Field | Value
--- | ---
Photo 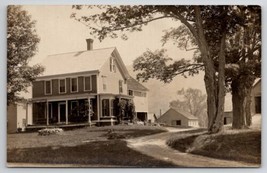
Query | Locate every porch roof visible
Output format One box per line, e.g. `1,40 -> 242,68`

31,93 -> 97,102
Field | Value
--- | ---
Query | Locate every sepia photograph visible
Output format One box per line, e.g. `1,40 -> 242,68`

6,5 -> 261,168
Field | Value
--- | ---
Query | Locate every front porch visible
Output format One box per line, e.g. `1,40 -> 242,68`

29,93 -> 134,128
32,97 -> 97,126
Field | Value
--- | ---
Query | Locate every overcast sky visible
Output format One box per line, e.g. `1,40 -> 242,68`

23,5 -> 194,66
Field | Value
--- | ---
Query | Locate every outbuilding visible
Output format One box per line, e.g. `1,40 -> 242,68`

156,108 -> 199,127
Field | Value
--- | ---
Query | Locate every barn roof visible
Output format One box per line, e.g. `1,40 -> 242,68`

39,47 -> 130,79
171,108 -> 198,120
159,108 -> 198,120
127,76 -> 149,91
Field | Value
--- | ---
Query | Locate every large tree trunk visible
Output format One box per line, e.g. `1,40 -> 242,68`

245,87 -> 252,126
232,78 -> 254,129
194,7 -> 226,133
231,79 -> 246,129
209,33 -> 226,133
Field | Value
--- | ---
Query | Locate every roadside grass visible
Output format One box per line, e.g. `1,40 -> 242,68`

8,125 -> 166,149
167,128 -> 261,164
7,125 -> 174,167
7,140 -> 176,167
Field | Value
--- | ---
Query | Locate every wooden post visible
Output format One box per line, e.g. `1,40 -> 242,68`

66,100 -> 68,125
58,104 -> 60,123
46,101 -> 49,126
88,97 -> 91,126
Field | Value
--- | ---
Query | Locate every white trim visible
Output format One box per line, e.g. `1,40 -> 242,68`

84,76 -> 92,91
44,80 -> 52,95
36,70 -> 99,81
70,77 -> 78,93
58,78 -> 67,94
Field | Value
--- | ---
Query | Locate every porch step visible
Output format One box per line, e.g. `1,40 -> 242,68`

97,116 -> 117,126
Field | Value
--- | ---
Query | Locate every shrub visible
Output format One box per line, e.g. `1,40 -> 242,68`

38,128 -> 63,136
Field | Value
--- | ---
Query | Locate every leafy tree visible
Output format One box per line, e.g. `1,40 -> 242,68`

225,6 -> 261,129
170,88 -> 207,127
7,6 -> 44,105
71,5 -> 242,133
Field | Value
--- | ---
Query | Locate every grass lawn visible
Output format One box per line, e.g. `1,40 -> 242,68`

7,125 -> 175,167
167,128 -> 261,164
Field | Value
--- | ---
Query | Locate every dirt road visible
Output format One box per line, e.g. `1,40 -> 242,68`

126,127 -> 260,167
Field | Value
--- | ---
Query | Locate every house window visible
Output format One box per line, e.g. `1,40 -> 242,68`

102,99 -> 109,117
119,80 -> 123,93
102,76 -> 107,91
110,57 -> 116,72
44,80 -> 52,95
176,120 -> 181,125
84,76 -> 92,91
59,79 -> 66,94
110,99 -> 115,116
133,91 -> 146,97
70,78 -> 78,93
128,90 -> 133,96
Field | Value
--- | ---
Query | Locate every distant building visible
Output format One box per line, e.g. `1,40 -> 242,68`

251,78 -> 261,115
156,108 -> 199,127
7,89 -> 33,133
223,78 -> 261,125
223,111 -> 233,125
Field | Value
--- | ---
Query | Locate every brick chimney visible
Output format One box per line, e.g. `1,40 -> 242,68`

86,39 -> 94,50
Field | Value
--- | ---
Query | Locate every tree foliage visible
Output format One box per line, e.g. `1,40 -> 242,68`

170,88 -> 207,127
7,5 -> 44,105
72,5 -> 260,133
225,6 -> 261,128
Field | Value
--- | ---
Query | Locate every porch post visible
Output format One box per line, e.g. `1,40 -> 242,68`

58,104 -> 60,123
98,95 -> 101,120
88,97 -> 91,126
46,100 -> 49,126
66,100 -> 68,125
109,99 -> 112,117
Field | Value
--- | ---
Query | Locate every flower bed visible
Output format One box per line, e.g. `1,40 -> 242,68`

38,128 -> 63,136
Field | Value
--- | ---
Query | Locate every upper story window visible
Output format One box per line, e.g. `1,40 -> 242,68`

84,76 -> 92,91
102,76 -> 107,91
128,90 -> 133,96
134,91 -> 146,97
119,80 -> 123,93
70,78 -> 78,93
110,57 -> 116,72
44,80 -> 52,95
59,79 -> 66,94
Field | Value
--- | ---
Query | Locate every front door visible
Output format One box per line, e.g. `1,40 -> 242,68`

58,103 -> 66,123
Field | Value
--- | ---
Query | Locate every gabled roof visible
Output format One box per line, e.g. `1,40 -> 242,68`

171,108 -> 198,120
127,76 -> 149,91
39,47 -> 130,79
159,108 -> 198,120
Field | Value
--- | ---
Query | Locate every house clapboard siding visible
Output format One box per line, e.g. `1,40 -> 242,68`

32,75 -> 97,98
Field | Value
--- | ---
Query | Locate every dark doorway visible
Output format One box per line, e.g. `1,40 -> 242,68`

255,96 -> 261,114
137,112 -> 147,121
224,117 -> 227,125
59,103 -> 66,122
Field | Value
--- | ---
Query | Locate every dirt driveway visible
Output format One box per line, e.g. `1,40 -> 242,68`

126,127 -> 260,167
